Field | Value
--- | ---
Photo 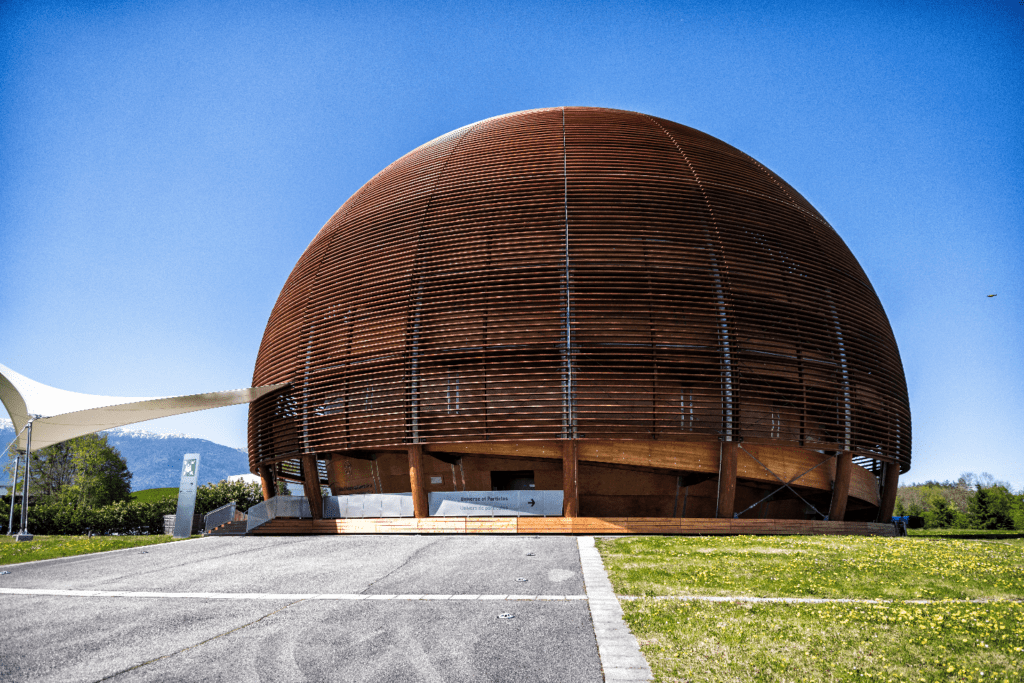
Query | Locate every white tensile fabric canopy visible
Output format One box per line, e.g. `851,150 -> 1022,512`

0,362 -> 287,453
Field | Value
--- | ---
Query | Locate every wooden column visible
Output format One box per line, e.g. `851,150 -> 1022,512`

828,451 -> 853,521
875,461 -> 900,522
408,444 -> 429,519
717,441 -> 738,519
562,439 -> 579,518
301,455 -> 324,519
258,464 -> 275,501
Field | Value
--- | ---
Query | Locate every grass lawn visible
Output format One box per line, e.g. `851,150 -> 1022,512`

0,534 -> 189,565
131,487 -> 178,503
598,535 -> 1024,600
598,533 -> 1024,682
624,598 -> 1023,682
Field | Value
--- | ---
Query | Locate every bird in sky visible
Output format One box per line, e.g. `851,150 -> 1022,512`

987,294 -> 997,298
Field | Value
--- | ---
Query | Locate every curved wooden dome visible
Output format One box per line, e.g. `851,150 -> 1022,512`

249,107 -> 910,525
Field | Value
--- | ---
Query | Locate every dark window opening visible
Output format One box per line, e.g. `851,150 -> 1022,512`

490,470 -> 535,491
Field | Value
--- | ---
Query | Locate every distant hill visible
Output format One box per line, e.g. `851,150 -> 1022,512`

1,419 -> 250,491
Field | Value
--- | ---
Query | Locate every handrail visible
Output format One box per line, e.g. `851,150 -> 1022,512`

204,502 -> 237,534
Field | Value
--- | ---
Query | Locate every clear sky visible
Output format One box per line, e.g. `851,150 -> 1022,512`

1,0 -> 1021,489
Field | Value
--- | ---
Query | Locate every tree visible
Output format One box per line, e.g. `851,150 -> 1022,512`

1012,493 -> 1024,531
29,440 -> 79,498
58,434 -> 132,509
3,442 -> 22,499
923,494 -> 957,528
968,485 -> 1016,530
897,479 -> 972,516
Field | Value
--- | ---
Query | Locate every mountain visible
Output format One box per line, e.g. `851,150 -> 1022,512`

0,419 -> 251,491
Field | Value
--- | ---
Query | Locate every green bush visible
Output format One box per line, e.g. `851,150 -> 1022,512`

194,480 -> 263,516
0,479 -> 262,536
0,497 -> 177,536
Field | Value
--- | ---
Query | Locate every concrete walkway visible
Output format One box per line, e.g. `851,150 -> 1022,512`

0,536 -> 650,682
578,538 -> 653,682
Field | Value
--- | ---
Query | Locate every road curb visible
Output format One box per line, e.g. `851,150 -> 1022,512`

577,536 -> 653,682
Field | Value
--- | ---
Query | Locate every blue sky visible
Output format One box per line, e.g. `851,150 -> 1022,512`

1,0 -> 1021,489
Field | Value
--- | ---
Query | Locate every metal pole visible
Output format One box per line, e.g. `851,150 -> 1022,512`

16,420 -> 32,540
7,451 -> 21,535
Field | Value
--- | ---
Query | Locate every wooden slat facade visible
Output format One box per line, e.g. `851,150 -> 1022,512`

248,108 -> 911,531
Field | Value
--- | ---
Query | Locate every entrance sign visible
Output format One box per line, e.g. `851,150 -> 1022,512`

173,453 -> 201,538
429,490 -> 563,517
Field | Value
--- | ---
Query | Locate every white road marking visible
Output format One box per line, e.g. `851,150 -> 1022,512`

577,536 -> 653,683
5,587 -> 986,606
618,595 -> 1022,604
0,588 -> 587,601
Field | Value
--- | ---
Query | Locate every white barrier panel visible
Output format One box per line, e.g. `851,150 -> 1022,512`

245,495 -> 311,532
323,494 -> 414,519
429,490 -> 563,517
246,500 -> 271,532
272,495 -> 312,519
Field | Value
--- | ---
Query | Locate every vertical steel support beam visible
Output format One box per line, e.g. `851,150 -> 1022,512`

7,452 -> 21,535
828,451 -> 853,522
562,439 -> 579,518
560,108 -> 577,441
17,421 -> 33,539
717,441 -> 737,519
876,461 -> 900,522
408,444 -> 428,519
301,455 -> 323,520
258,464 -> 276,501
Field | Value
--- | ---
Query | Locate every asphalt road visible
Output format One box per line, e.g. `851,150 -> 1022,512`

0,536 -> 603,682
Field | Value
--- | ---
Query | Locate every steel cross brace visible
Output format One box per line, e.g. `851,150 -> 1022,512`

734,443 -> 831,520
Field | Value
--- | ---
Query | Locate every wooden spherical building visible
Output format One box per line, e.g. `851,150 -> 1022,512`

248,107 -> 910,534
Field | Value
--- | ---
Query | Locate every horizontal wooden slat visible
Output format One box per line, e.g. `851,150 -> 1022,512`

250,517 -> 895,537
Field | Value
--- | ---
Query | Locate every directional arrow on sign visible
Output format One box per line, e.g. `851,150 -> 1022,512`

528,498 -> 536,507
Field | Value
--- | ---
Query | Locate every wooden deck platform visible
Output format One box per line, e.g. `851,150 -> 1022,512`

248,517 -> 895,536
